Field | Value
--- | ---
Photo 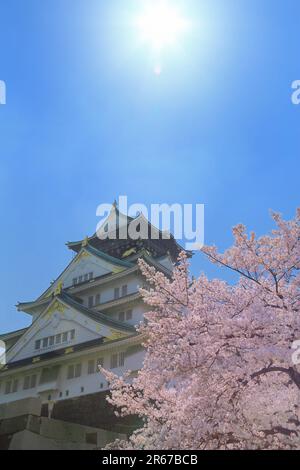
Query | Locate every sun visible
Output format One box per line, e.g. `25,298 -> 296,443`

137,2 -> 187,50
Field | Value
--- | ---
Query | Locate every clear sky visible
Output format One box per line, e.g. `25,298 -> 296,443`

0,0 -> 299,333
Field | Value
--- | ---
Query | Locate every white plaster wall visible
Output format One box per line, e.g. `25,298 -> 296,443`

30,305 -> 50,323
2,257 -> 150,406
61,254 -> 114,289
0,346 -> 145,405
109,303 -> 147,327
7,306 -> 112,363
52,346 -> 145,401
13,322 -> 101,362
80,274 -> 141,307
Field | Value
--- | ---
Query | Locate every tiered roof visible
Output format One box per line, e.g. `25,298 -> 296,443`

1,204 -> 190,371
67,207 -> 189,262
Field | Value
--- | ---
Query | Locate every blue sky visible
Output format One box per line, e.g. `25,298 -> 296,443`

0,0 -> 299,333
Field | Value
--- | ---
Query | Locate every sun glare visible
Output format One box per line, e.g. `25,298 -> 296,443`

137,2 -> 187,50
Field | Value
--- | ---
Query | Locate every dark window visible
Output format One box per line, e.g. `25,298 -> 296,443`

75,364 -> 82,378
35,340 -> 41,350
121,285 -> 128,297
67,365 -> 74,379
62,332 -> 68,343
24,375 -> 36,390
114,287 -> 120,300
5,381 -> 11,394
78,275 -> 83,283
23,376 -> 30,390
88,272 -> 93,280
70,329 -> 75,340
49,336 -> 55,346
42,337 -> 48,348
39,366 -> 60,384
88,296 -> 94,308
30,375 -> 37,388
95,293 -> 101,305
110,354 -> 118,369
97,357 -> 104,369
67,363 -> 81,379
126,310 -> 133,320
118,311 -> 125,321
73,278 -> 77,286
55,334 -> 61,344
12,379 -> 18,393
84,274 -> 88,282
119,352 -> 125,367
88,360 -> 95,375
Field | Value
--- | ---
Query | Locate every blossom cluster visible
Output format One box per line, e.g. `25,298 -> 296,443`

101,209 -> 300,449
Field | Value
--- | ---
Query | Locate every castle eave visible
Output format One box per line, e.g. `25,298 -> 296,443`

0,334 -> 142,374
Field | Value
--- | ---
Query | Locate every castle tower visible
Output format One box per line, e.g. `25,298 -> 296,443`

0,205 -> 186,433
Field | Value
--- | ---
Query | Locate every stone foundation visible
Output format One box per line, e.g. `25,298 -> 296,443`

50,391 -> 141,434
0,396 -> 126,450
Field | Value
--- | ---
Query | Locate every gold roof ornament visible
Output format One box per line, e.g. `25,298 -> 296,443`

82,236 -> 89,247
104,329 -> 127,342
64,347 -> 74,355
54,281 -> 63,296
46,299 -> 66,318
122,247 -> 137,258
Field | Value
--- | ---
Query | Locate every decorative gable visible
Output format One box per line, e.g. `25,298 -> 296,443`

6,296 -> 131,364
41,247 -> 131,299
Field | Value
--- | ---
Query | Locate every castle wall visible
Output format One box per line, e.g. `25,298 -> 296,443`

0,396 -> 126,450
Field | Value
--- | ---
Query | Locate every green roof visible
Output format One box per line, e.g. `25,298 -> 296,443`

85,245 -> 133,268
58,292 -> 136,333
0,327 -> 29,341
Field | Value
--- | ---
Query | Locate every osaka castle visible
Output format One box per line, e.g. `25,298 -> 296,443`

0,205 -> 186,442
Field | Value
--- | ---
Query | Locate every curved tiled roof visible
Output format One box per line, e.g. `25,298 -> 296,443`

58,292 -> 136,333
0,327 -> 29,341
85,245 -> 133,268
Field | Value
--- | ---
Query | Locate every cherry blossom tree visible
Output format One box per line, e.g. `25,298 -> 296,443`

101,209 -> 300,449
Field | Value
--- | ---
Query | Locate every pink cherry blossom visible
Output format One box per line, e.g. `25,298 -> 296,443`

101,209 -> 300,449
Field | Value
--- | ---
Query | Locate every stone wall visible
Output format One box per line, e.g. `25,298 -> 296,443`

0,397 -> 126,450
50,391 -> 141,434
